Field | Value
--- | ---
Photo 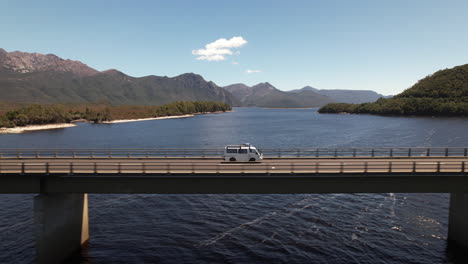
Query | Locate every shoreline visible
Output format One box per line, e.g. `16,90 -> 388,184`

102,114 -> 195,124
0,111 -> 231,133
0,123 -> 77,134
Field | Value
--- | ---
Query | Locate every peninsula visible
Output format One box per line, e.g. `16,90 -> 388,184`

318,64 -> 468,116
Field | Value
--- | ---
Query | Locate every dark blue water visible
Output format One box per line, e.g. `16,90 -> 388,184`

1,108 -> 468,263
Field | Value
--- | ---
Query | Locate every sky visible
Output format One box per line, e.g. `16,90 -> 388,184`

2,0 -> 468,95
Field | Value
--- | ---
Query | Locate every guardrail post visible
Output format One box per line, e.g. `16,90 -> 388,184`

297,149 -> 300,157
334,149 -> 338,157
290,162 -> 294,174
371,149 -> 375,157
445,148 -> 449,157
464,148 -> 467,157
436,161 -> 441,173
316,149 -> 319,158
364,161 -> 368,173
94,163 -> 97,174
352,149 -> 356,157
46,163 -> 50,174
389,149 -> 393,157
426,148 -> 430,157
388,162 -> 392,173
21,163 -> 25,174
408,148 -> 412,157
413,162 -> 416,173
462,161 -> 466,173
315,162 -> 319,174
70,163 -> 73,174
118,163 -> 121,174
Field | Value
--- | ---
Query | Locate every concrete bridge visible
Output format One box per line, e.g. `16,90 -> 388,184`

1,147 -> 468,263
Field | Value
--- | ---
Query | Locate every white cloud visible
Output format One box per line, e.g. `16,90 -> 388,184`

192,36 -> 247,61
232,61 -> 239,65
246,69 -> 262,74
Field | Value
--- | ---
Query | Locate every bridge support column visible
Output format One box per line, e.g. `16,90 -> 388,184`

448,193 -> 468,251
34,193 -> 89,264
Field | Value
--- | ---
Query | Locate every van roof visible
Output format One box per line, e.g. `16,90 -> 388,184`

226,144 -> 256,148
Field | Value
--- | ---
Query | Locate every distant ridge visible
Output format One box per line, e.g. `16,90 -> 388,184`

290,86 -> 386,104
223,82 -> 334,108
0,48 -> 239,106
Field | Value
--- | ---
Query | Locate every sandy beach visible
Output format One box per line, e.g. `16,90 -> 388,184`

0,123 -> 77,134
0,111 -> 230,133
102,114 -> 195,123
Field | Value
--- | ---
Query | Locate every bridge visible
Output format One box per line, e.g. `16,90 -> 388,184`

1,147 -> 468,263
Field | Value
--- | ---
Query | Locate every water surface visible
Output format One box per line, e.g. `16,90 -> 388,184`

1,108 -> 468,263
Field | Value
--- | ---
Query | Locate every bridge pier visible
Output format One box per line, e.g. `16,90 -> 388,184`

34,193 -> 89,264
448,193 -> 468,251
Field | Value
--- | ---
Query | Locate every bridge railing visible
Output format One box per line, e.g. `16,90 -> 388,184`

0,147 -> 467,159
0,160 -> 466,175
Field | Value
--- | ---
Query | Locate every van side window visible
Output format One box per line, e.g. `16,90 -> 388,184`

250,149 -> 256,153
239,149 -> 248,154
226,149 -> 238,153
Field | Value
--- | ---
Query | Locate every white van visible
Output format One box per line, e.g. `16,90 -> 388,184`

224,144 -> 263,162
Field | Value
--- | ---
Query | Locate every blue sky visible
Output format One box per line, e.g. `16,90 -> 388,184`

2,0 -> 468,95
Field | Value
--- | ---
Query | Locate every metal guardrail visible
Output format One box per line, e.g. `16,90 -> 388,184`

0,160 -> 466,175
0,147 -> 467,159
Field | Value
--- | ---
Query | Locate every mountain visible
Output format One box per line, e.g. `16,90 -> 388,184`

0,48 -> 98,76
0,48 -> 239,106
319,64 -> 468,116
290,86 -> 386,103
223,82 -> 334,108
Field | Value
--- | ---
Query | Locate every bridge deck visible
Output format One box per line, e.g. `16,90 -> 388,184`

1,156 -> 467,194
0,157 -> 466,175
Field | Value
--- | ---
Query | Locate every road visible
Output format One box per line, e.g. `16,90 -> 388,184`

0,157 -> 467,174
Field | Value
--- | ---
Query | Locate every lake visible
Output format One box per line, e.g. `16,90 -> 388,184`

1,107 -> 468,263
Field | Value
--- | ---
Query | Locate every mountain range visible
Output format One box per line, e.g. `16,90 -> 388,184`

0,48 -> 387,107
223,83 -> 334,108
289,86 -> 388,104
0,48 -> 239,106
223,84 -> 387,107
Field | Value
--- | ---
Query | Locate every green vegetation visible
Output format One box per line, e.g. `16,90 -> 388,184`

0,101 -> 231,128
319,64 -> 468,116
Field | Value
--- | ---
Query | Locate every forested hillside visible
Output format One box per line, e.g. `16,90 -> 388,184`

319,64 -> 468,116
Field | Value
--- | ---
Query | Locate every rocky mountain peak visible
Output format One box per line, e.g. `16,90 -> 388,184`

0,48 -> 98,77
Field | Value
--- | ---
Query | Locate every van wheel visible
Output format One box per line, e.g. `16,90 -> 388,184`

229,157 -> 236,162
249,158 -> 256,162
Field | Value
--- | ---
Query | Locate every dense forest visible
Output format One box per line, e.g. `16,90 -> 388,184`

319,64 -> 468,116
0,101 -> 231,128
